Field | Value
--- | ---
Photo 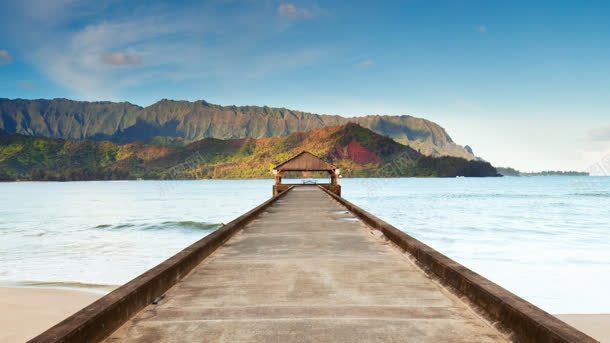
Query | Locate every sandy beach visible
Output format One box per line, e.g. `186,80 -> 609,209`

1,287 -> 609,342
0,287 -> 101,343
556,314 -> 610,343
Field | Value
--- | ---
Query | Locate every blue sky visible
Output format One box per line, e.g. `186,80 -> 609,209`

1,0 -> 610,172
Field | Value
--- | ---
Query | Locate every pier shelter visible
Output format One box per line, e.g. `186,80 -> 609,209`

272,151 -> 341,196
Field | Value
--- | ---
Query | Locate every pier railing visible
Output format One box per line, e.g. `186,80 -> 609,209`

318,185 -> 596,343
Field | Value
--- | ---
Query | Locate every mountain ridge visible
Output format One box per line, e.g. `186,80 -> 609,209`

0,123 -> 497,181
0,98 -> 475,160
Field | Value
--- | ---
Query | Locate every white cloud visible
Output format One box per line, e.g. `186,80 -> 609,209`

27,13 -> 208,99
278,3 -> 322,19
278,3 -> 298,17
589,126 -> 610,141
355,59 -> 374,69
0,49 -> 11,63
102,52 -> 142,65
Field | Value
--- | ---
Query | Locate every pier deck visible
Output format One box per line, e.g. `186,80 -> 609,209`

104,187 -> 505,342
32,185 -> 596,343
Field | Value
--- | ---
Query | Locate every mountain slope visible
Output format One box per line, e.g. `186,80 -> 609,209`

0,98 -> 474,159
0,98 -> 142,139
0,124 -> 497,181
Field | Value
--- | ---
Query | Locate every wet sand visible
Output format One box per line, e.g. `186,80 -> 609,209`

0,287 -> 101,343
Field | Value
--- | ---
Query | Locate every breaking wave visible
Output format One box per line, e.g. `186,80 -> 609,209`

13,280 -> 119,293
570,192 -> 610,198
94,221 -> 220,232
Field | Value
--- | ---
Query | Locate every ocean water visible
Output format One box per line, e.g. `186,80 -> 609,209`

1,177 -> 609,314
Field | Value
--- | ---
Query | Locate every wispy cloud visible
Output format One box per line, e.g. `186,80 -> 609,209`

355,59 -> 375,69
278,3 -> 323,19
248,48 -> 328,78
477,25 -> 487,33
102,52 -> 142,65
0,49 -> 11,64
6,1 -> 330,100
278,3 -> 298,17
19,0 -> 80,20
17,80 -> 35,90
578,125 -> 610,175
589,126 -> 610,141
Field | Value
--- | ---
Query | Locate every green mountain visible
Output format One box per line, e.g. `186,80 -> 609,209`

0,98 -> 475,159
0,123 -> 497,181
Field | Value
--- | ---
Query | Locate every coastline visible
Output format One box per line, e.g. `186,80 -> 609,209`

1,287 -> 608,343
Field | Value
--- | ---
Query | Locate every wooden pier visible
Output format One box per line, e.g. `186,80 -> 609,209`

108,186 -> 508,342
29,154 -> 596,343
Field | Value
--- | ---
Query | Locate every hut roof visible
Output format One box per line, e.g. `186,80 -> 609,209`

273,151 -> 336,172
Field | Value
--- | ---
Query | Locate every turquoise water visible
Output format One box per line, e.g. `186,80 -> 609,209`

1,177 -> 609,313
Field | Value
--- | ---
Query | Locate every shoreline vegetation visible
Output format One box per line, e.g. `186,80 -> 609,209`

497,167 -> 589,177
0,123 -> 500,181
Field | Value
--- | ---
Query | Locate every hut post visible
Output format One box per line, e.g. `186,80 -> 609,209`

272,169 -> 282,196
330,171 -> 337,186
330,169 -> 341,196
331,169 -> 341,185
